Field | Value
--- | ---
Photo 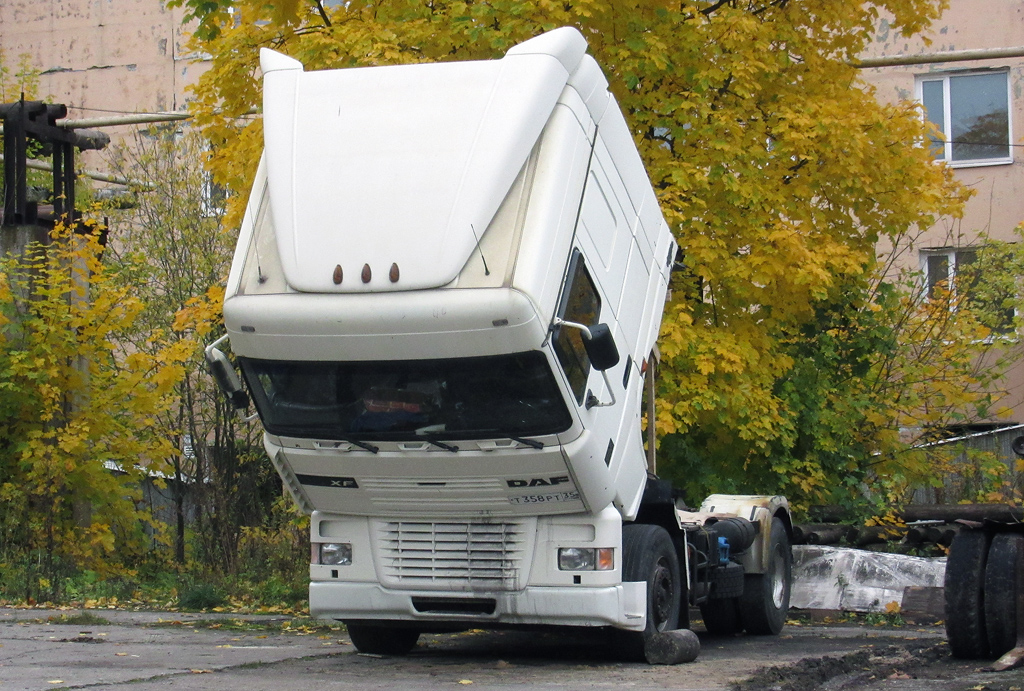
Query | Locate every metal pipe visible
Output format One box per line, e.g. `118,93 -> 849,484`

0,153 -> 150,188
57,112 -> 192,129
1,108 -> 257,135
855,46 -> 1024,68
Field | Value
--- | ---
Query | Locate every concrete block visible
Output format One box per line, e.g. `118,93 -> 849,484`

790,545 -> 946,613
645,629 -> 700,664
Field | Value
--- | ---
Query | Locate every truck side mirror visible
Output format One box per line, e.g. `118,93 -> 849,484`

205,342 -> 250,410
583,323 -> 620,371
552,318 -> 621,372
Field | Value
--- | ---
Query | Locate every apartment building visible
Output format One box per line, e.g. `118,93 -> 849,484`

857,1 -> 1024,491
862,2 -> 1024,283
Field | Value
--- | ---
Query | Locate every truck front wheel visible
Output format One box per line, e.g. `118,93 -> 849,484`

615,523 -> 682,661
345,623 -> 420,655
739,517 -> 791,635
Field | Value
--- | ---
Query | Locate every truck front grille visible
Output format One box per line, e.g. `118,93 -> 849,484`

375,520 -> 530,591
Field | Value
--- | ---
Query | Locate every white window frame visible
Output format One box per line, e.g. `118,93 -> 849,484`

916,69 -> 1013,169
201,171 -> 227,218
920,245 -> 1018,336
920,247 -> 974,300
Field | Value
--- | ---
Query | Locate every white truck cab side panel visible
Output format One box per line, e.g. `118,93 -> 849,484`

509,103 -> 593,323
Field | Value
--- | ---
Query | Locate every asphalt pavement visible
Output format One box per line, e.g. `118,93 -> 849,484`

0,607 -> 1020,691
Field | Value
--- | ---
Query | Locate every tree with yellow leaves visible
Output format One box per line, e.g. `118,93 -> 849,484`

102,128 -> 276,573
0,223 -> 190,599
174,0 -> 991,512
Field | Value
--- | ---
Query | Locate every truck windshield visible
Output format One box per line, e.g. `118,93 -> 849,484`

239,351 -> 573,441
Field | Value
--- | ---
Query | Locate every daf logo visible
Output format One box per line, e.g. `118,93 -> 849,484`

507,476 -> 570,488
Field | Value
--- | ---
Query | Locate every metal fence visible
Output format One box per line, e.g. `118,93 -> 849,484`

910,424 -> 1024,504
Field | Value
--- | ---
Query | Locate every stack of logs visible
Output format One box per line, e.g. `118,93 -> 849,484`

794,504 -> 1024,550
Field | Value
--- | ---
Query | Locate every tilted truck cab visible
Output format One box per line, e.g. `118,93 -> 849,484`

212,27 -> 792,663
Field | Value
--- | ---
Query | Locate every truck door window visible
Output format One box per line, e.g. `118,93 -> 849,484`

554,251 -> 601,404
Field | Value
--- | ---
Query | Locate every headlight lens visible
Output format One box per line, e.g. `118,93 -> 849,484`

319,542 -> 352,566
558,547 -> 613,571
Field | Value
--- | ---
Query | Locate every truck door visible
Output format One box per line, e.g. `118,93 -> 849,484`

575,141 -> 634,321
552,249 -> 635,513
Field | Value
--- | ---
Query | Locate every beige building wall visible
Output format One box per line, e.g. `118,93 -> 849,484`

0,0 -> 205,171
859,0 -> 1024,423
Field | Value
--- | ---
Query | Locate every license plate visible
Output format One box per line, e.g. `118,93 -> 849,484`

509,491 -> 580,505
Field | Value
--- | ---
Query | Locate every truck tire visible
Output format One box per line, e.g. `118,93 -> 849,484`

984,533 -> 1023,658
345,623 -> 420,655
700,598 -> 742,635
739,517 -> 791,635
945,529 -> 991,659
615,523 -> 682,662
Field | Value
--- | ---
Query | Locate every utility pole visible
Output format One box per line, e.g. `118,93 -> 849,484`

0,99 -> 109,255
0,100 -> 112,530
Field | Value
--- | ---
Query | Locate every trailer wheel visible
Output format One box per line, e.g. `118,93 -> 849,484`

945,530 -> 991,659
345,623 -> 420,655
985,533 -> 1023,658
739,517 -> 791,635
700,598 -> 742,635
615,523 -> 682,661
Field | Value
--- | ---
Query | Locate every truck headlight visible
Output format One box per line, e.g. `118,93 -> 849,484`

319,543 -> 352,566
558,547 -> 613,571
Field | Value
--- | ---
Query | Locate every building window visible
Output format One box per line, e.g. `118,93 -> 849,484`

201,173 -> 227,217
918,70 -> 1011,167
922,246 -> 1016,333
923,247 -> 974,299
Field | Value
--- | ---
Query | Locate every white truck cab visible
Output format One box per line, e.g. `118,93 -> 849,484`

211,27 -> 792,663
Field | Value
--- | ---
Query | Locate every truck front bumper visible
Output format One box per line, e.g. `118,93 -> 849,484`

309,581 -> 647,631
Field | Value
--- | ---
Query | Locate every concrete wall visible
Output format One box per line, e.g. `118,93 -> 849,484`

0,0 -> 202,113
0,0 -> 207,175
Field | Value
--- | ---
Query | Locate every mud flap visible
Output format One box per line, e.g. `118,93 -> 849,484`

621,579 -> 647,631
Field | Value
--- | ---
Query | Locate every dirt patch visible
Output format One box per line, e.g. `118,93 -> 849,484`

734,641 -> 956,691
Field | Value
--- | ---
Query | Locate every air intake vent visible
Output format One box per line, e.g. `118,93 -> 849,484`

411,597 -> 496,615
375,520 -> 531,591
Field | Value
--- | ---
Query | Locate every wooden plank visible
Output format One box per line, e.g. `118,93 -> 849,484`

901,586 -> 945,624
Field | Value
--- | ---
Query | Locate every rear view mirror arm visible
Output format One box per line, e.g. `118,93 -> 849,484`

204,335 -> 257,420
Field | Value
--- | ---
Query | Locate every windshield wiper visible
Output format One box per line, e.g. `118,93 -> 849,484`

317,435 -> 379,454
509,435 -> 544,450
346,437 -> 380,454
416,433 -> 459,453
474,429 -> 545,450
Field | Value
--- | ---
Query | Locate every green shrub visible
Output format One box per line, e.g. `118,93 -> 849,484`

177,582 -> 226,610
